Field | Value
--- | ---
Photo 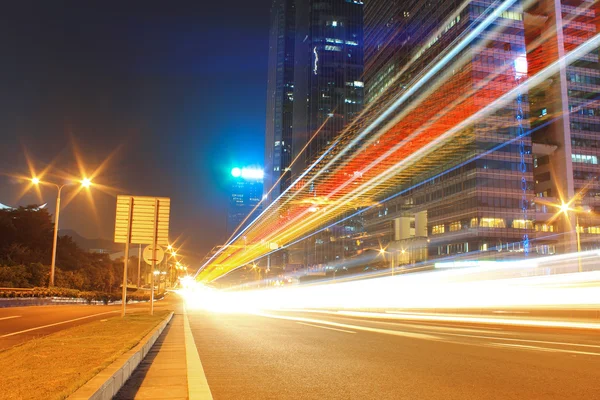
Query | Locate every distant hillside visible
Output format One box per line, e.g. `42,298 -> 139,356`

60,229 -> 121,253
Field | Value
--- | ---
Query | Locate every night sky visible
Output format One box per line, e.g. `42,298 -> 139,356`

0,1 -> 272,264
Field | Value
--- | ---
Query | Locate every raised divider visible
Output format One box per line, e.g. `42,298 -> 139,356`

68,311 -> 174,400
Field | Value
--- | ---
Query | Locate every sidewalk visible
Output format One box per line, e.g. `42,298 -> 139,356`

115,313 -> 189,400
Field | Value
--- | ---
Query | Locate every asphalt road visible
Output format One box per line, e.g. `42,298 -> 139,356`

187,308 -> 600,400
0,296 -> 176,350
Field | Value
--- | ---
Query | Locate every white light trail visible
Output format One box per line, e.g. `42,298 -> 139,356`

185,251 -> 600,314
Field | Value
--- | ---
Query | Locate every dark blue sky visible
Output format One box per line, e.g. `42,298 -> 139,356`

0,1 -> 272,263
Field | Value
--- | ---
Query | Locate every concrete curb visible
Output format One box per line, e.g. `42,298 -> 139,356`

68,311 -> 174,400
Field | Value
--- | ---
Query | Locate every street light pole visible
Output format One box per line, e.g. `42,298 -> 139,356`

576,214 -> 582,273
31,177 -> 91,287
49,184 -> 64,287
557,199 -> 591,273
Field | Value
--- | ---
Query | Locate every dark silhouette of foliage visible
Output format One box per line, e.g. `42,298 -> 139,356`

0,206 -> 124,291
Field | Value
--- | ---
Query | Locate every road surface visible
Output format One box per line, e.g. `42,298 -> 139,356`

187,308 -> 600,399
0,296 -> 176,350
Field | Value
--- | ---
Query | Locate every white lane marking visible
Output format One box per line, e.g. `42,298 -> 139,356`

0,311 -> 119,338
0,316 -> 21,321
337,310 -> 600,331
263,312 -> 600,354
183,306 -> 213,400
282,311 -> 600,354
296,322 -> 356,334
492,311 -> 529,314
489,342 -> 600,356
430,331 -> 600,350
332,315 -> 510,335
256,312 -> 440,341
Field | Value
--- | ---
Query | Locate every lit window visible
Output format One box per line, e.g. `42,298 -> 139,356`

432,224 -> 445,234
449,221 -> 461,231
588,226 -> 600,234
572,154 -> 598,164
511,219 -> 533,229
332,21 -> 338,27
353,81 -> 364,87
324,45 -> 342,52
535,224 -> 554,232
470,218 -> 478,227
480,218 -> 506,228
500,9 -> 523,21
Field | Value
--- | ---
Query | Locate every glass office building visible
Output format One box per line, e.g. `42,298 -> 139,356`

362,0 -> 536,264
526,0 -> 600,253
265,0 -> 297,204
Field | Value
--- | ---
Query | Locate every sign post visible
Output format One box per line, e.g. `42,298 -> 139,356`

137,244 -> 142,288
121,197 -> 133,317
151,198 -> 159,315
115,195 -> 170,316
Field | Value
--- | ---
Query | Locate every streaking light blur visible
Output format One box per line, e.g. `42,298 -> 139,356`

184,251 -> 600,315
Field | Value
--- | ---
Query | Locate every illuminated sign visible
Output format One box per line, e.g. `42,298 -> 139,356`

231,167 -> 264,180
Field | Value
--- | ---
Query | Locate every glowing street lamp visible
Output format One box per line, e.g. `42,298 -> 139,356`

559,202 -> 571,215
31,176 -> 93,286
553,199 -> 592,272
81,178 -> 92,188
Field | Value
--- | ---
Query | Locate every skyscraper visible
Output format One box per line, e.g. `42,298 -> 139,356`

263,0 -> 365,268
264,0 -> 364,203
264,0 -> 297,204
227,167 -> 264,237
291,0 -> 364,176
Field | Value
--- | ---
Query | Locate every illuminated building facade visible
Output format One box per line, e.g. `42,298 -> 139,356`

227,168 -> 264,237
291,0 -> 364,175
525,0 -> 600,253
265,0 -> 297,204
362,0 -> 537,264
264,0 -> 365,267
265,0 -> 364,203
200,1 -> 600,282
291,0 -> 364,267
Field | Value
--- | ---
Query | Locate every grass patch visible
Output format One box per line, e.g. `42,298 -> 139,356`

0,310 -> 171,400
